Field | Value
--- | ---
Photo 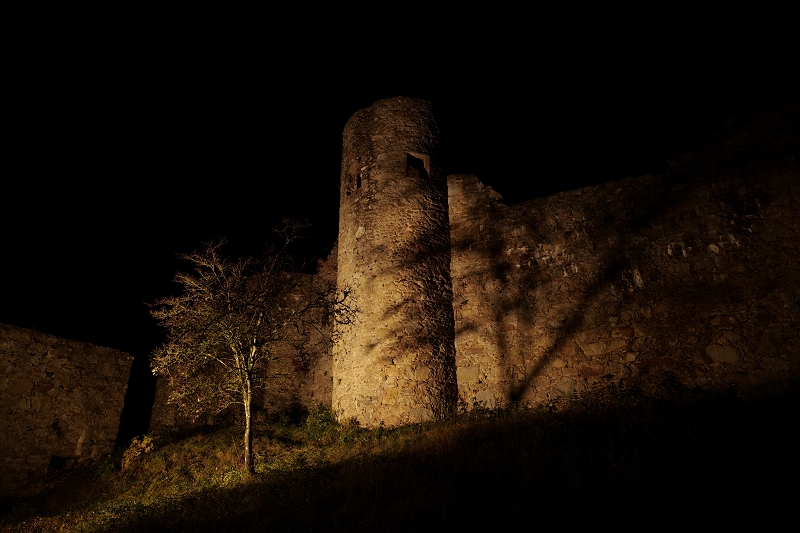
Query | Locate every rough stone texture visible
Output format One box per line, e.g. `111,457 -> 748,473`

150,96 -> 799,431
0,323 -> 132,497
333,97 -> 458,427
293,244 -> 338,409
449,100 -> 800,408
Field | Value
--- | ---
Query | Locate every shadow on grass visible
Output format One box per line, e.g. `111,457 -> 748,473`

73,384 -> 800,532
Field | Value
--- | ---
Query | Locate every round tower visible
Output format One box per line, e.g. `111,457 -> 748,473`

332,97 -> 458,428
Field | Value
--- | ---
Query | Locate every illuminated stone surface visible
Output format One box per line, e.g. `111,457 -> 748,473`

332,97 -> 458,427
152,97 -> 799,433
0,323 -> 132,497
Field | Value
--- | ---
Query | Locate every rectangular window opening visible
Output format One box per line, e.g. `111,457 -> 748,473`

406,154 -> 429,180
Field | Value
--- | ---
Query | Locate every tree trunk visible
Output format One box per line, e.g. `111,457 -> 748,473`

243,380 -> 255,475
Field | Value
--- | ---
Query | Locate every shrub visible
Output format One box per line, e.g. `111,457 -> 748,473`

304,405 -> 338,441
95,455 -> 115,479
122,435 -> 155,472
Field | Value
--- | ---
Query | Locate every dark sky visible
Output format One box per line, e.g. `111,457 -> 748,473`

3,35 -> 795,374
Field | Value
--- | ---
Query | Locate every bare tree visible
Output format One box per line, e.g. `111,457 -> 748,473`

150,220 -> 350,475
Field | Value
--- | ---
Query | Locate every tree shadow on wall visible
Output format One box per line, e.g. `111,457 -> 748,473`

449,102 -> 800,407
351,185 -> 460,416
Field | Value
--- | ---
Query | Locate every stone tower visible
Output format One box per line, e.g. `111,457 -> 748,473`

332,97 -> 458,428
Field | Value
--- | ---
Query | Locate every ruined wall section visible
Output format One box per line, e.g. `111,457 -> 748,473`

294,241 -> 338,409
448,177 -> 513,406
333,97 -> 457,427
0,323 -> 133,497
263,245 -> 339,413
450,101 -> 800,408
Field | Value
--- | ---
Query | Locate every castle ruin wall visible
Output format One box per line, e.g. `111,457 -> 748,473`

333,97 -> 458,427
1,323 -> 133,497
449,102 -> 800,408
149,98 -> 799,429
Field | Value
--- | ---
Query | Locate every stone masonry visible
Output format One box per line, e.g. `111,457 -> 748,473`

332,97 -> 458,427
330,96 -> 799,423
152,96 -> 799,431
1,323 -> 133,497
448,100 -> 800,407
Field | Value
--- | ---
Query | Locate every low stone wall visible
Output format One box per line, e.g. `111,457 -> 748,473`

448,101 -> 800,408
0,323 -> 132,497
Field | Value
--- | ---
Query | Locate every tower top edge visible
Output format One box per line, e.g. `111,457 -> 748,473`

371,96 -> 433,107
343,96 -> 436,131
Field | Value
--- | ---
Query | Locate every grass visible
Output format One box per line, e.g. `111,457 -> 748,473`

2,384 -> 799,532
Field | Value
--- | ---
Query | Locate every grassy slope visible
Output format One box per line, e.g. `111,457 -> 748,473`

2,385 -> 798,532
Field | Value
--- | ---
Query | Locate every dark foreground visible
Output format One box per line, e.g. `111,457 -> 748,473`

3,384 -> 799,532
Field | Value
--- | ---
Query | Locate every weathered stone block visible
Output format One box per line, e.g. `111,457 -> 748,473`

705,344 -> 739,364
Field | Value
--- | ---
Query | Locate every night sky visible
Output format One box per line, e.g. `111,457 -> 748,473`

3,34 -> 794,436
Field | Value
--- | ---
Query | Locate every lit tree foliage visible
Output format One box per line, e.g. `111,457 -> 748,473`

150,221 -> 351,475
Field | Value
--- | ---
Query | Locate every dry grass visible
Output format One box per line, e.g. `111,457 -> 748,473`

2,384 -> 798,532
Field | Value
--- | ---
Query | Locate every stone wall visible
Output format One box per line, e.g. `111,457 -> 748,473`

293,245 -> 338,410
0,323 -> 133,497
449,101 -> 800,408
333,97 -> 458,428
149,97 -> 799,430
